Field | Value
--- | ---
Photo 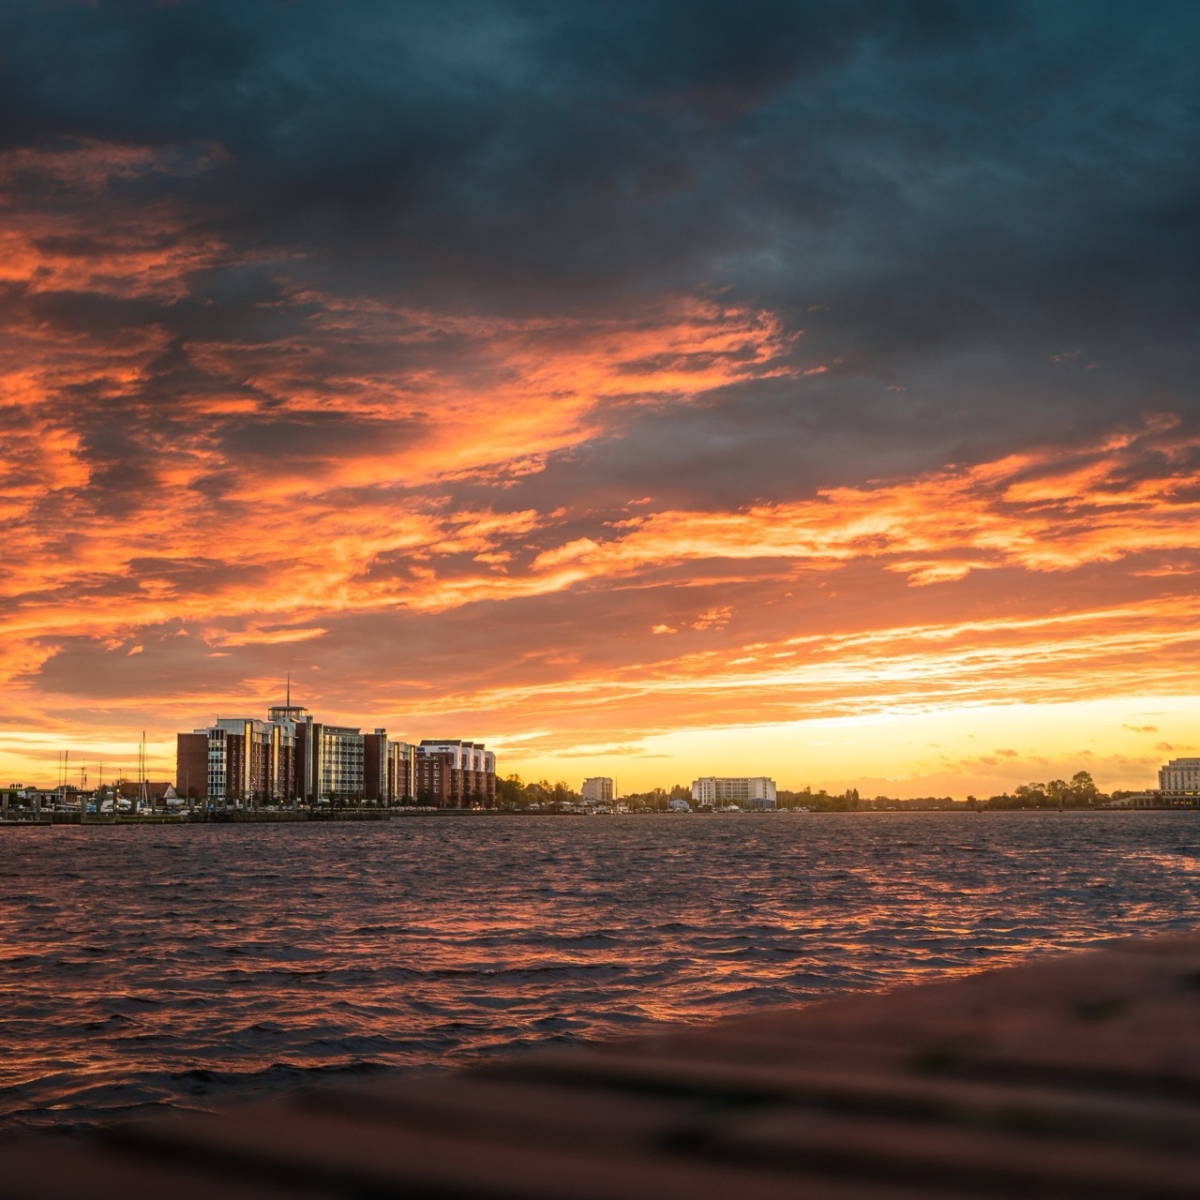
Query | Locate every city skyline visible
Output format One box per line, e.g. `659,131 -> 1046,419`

4,692 -> 1192,802
2,4 -> 1200,796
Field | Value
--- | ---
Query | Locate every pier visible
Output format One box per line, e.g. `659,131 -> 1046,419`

2,932 -> 1200,1197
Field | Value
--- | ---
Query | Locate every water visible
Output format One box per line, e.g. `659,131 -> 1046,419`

1,811 -> 1198,1132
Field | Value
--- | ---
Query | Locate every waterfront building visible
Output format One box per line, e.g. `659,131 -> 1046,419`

1159,758 -> 1200,797
176,700 -> 469,807
176,718 -> 284,806
388,739 -> 417,803
580,776 -> 614,804
416,740 -> 496,807
175,732 -> 208,801
314,723 -> 364,801
266,706 -> 359,804
690,776 -> 777,810
363,732 -> 417,803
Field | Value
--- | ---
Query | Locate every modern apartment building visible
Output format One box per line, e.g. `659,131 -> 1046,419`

388,739 -> 418,803
321,725 -> 364,798
580,777 -> 614,804
176,717 -> 286,806
416,739 -> 496,807
363,732 -> 417,804
176,702 -> 459,806
691,775 -> 777,810
1160,758 -> 1200,796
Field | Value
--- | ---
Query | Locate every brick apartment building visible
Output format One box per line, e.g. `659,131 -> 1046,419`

176,717 -> 285,805
363,731 -> 418,804
415,740 -> 496,807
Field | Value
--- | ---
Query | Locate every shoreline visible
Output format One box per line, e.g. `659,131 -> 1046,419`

0,805 -> 1194,828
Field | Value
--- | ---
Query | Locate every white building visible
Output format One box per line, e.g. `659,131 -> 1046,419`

691,776 -> 777,810
1160,758 -> 1200,796
580,776 -> 614,804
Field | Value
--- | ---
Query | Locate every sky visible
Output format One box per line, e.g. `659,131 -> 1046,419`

2,0 -> 1200,796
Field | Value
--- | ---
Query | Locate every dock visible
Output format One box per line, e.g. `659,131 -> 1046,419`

3,932 -> 1200,1197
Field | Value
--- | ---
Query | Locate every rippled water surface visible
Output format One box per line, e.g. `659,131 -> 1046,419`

2,811 -> 1199,1130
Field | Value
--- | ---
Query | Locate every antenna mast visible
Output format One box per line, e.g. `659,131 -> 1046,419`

139,731 -> 150,811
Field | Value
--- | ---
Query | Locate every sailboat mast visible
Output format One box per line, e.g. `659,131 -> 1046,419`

139,731 -> 150,810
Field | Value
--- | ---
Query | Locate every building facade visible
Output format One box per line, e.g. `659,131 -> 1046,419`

176,732 -> 208,801
1159,758 -> 1200,797
316,724 -> 364,800
387,739 -> 417,803
690,776 -> 777,810
176,702 -> 470,807
363,732 -> 417,803
580,777 -> 614,804
415,740 -> 496,807
179,718 -> 286,806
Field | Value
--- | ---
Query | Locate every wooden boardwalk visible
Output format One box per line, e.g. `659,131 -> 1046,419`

4,933 -> 1200,1198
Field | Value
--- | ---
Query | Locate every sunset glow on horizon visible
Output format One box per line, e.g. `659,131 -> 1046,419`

3,3 -> 1199,797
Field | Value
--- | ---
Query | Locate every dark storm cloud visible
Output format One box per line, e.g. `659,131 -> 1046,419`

3,0 -> 1196,478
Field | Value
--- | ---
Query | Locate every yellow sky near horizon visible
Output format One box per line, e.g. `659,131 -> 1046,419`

3,694 -> 1193,798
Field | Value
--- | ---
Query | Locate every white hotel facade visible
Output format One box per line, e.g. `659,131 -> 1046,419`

1159,758 -> 1200,797
691,776 -> 777,809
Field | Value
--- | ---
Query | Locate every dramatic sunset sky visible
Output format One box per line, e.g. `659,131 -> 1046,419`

3,1 -> 1200,795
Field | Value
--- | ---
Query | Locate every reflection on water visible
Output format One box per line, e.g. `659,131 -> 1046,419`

1,812 -> 1198,1130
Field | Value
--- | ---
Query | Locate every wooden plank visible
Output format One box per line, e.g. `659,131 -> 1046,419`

487,1043 -> 1200,1146
298,1072 -> 704,1152
111,1103 -> 948,1200
0,1140 -> 312,1200
710,1104 -> 1200,1197
4,934 -> 1200,1198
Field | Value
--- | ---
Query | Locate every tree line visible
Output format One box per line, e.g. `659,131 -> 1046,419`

495,776 -> 693,810
779,771 -> 1127,811
496,770 -> 1129,811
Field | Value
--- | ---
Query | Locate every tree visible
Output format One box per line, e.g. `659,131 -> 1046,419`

1015,782 -> 1048,807
1045,779 -> 1069,807
1070,771 -> 1099,806
495,774 -> 525,806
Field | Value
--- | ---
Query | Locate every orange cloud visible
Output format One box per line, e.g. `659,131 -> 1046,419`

0,141 -> 234,300
179,292 -> 798,497
529,427 -> 1200,585
2,139 -> 1199,794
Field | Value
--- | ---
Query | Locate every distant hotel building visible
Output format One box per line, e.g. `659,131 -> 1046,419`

1159,758 -> 1200,798
691,776 -> 777,810
580,777 -> 614,804
177,703 -> 492,808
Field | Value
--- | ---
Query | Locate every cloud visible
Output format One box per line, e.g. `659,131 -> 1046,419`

3,2 -> 1200,790
528,425 -> 1200,586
